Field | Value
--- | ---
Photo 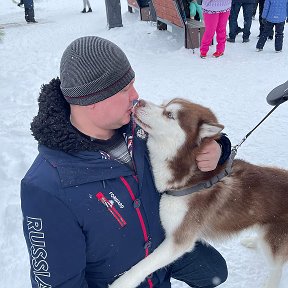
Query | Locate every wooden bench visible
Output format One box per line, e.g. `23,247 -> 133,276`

185,19 -> 205,50
127,0 -> 152,21
127,0 -> 207,50
151,0 -> 206,50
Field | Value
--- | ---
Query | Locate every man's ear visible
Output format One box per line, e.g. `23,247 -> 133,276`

199,123 -> 224,141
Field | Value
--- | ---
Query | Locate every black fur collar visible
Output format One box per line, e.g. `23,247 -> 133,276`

31,78 -> 119,153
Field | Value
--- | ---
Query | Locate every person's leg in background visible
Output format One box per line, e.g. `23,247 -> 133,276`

169,241 -> 228,288
258,0 -> 265,37
241,3 -> 254,42
274,22 -> 285,52
258,0 -> 273,39
252,0 -> 259,19
81,0 -> 86,13
256,20 -> 274,50
228,2 -> 242,42
215,10 -> 230,55
23,0 -> 37,23
86,0 -> 92,12
200,13 -> 219,57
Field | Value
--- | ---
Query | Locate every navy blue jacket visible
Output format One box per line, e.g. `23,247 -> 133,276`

21,78 -> 231,288
21,124 -> 171,288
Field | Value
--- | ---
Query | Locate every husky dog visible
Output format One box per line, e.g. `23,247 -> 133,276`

110,98 -> 288,288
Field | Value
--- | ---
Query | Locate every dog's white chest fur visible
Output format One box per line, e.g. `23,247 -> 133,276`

159,194 -> 189,236
147,136 -> 186,192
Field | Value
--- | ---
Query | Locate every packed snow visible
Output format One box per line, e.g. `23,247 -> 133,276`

0,0 -> 288,287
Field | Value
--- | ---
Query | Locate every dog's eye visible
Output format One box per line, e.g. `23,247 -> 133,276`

167,112 -> 174,119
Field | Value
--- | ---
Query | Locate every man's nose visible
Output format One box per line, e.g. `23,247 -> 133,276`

130,85 -> 139,101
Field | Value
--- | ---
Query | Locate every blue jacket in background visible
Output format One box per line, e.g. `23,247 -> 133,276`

262,0 -> 288,23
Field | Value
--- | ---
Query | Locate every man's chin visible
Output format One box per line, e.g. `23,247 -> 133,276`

117,115 -> 131,128
123,117 -> 131,125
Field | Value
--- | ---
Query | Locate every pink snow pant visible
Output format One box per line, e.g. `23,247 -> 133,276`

200,11 -> 230,54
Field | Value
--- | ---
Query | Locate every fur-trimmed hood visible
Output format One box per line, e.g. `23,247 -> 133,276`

31,78 -> 111,153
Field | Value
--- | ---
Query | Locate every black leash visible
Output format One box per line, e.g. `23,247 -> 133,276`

232,103 -> 282,154
233,80 -> 288,153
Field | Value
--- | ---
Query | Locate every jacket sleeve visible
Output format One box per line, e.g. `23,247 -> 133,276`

21,179 -> 88,288
217,134 -> 231,165
261,0 -> 270,20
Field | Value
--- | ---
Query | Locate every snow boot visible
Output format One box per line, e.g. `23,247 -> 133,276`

213,51 -> 224,58
226,38 -> 235,43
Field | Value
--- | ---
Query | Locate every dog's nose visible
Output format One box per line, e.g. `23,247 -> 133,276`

138,99 -> 146,107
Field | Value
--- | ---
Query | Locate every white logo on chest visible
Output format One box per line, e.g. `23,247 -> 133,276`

109,192 -> 124,208
136,128 -> 147,140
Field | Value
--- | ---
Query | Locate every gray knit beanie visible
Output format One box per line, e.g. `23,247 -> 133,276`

60,36 -> 135,106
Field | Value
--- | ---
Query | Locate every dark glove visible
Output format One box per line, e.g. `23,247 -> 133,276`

286,18 -> 288,23
262,18 -> 267,24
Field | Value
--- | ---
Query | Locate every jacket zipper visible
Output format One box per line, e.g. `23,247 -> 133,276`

96,192 -> 127,228
120,176 -> 153,288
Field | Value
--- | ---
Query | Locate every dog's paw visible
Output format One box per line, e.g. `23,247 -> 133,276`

240,237 -> 258,249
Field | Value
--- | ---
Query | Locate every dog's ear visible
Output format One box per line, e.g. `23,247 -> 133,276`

199,123 -> 224,141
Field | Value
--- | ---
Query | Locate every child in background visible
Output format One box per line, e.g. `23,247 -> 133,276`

200,0 -> 232,58
256,0 -> 288,52
189,0 -> 203,21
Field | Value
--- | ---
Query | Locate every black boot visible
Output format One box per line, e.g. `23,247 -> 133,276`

81,8 -> 86,13
27,19 -> 38,23
88,7 -> 92,12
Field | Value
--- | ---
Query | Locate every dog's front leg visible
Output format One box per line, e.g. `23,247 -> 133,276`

109,238 -> 195,288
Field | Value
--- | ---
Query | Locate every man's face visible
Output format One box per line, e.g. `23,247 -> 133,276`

89,80 -> 139,130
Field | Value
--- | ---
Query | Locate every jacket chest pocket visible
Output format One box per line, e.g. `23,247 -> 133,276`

96,192 -> 127,228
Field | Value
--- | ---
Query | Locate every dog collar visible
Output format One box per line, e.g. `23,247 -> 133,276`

165,150 -> 236,197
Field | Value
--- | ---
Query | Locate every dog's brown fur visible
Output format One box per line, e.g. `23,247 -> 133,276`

110,98 -> 288,288
163,99 -> 288,254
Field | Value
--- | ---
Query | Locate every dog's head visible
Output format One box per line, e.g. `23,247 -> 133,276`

133,98 -> 224,191
134,98 -> 223,145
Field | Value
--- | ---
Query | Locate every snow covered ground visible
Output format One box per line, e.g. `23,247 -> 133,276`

0,0 -> 288,287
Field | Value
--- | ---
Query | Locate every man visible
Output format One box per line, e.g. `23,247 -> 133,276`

227,0 -> 256,42
21,36 -> 231,288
